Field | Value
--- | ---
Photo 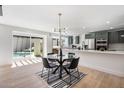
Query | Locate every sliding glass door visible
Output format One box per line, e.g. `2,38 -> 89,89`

13,35 -> 43,58
13,35 -> 31,58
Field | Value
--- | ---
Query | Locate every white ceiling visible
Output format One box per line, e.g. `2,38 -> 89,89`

1,5 -> 124,34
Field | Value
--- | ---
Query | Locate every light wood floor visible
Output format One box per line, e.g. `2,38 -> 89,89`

0,62 -> 124,88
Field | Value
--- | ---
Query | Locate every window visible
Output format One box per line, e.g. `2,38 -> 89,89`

75,36 -> 80,44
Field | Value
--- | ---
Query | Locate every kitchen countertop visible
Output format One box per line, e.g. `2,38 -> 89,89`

63,49 -> 124,55
63,48 -> 124,77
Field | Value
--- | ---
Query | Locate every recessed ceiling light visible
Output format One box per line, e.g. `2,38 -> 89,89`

106,21 -> 110,24
110,27 -> 114,29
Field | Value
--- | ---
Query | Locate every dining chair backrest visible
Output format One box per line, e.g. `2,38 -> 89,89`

42,58 -> 50,68
68,52 -> 75,58
68,57 -> 80,69
47,53 -> 54,55
47,53 -> 57,62
68,52 -> 75,55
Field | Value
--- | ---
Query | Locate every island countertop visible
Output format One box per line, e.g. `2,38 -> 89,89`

63,49 -> 124,55
63,48 -> 124,77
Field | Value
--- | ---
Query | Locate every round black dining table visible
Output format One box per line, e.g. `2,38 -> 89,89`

47,54 -> 75,78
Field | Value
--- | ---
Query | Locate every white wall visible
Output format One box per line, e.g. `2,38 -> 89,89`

63,37 -> 68,48
79,33 -> 86,47
80,33 -> 85,44
72,33 -> 86,45
0,25 -> 12,65
46,33 -> 53,53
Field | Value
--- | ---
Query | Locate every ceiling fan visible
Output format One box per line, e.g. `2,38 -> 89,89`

0,5 -> 3,16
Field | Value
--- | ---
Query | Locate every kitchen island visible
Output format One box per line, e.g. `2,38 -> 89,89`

63,49 -> 124,77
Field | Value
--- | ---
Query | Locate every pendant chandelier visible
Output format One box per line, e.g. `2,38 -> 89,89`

54,13 -> 66,49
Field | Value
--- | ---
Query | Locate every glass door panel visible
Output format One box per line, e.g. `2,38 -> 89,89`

13,35 -> 30,58
31,37 -> 43,57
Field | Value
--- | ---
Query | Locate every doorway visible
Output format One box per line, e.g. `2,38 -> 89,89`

31,37 -> 43,57
13,35 -> 31,58
12,32 -> 44,68
13,35 -> 43,58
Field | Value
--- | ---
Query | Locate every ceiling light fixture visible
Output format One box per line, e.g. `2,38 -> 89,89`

82,26 -> 86,29
54,13 -> 66,49
106,21 -> 110,24
110,27 -> 114,29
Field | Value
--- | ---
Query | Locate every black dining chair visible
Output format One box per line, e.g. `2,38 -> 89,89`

66,52 -> 75,64
47,52 -> 54,55
47,52 -> 57,64
41,58 -> 58,82
68,52 -> 75,58
64,57 -> 80,84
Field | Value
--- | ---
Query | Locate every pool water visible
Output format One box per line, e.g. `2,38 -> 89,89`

13,52 -> 32,57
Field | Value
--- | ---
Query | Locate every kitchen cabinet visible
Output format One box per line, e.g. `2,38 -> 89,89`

68,36 -> 73,45
95,31 -> 108,40
75,36 -> 80,44
85,30 -> 124,45
85,32 -> 95,39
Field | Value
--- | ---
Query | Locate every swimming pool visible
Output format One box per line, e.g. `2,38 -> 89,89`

13,52 -> 32,57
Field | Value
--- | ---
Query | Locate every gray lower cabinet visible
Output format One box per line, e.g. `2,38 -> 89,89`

109,31 -> 119,43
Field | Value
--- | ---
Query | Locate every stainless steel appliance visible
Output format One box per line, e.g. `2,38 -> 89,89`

85,39 -> 95,50
96,39 -> 108,51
